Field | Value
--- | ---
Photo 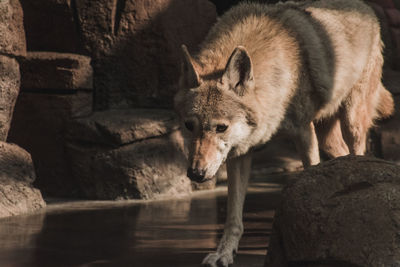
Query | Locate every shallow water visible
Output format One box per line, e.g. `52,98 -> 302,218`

0,180 -> 282,267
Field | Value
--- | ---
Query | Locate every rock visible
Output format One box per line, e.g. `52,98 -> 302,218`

0,0 -> 26,56
66,109 -> 214,199
19,0 -> 80,53
20,52 -> 93,91
73,0 -> 217,109
69,109 -> 178,146
265,155 -> 400,267
66,130 -> 192,200
19,0 -> 217,109
0,55 -> 20,141
7,51 -> 94,197
7,91 -> 93,197
0,142 -> 45,218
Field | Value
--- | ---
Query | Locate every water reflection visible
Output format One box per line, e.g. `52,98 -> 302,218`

0,181 -> 281,267
0,212 -> 45,266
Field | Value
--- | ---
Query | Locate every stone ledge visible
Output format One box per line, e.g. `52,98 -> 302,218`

68,109 -> 179,146
20,52 -> 93,91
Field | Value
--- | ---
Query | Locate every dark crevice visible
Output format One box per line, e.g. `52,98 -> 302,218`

113,0 -> 126,36
70,0 -> 85,53
0,51 -> 22,60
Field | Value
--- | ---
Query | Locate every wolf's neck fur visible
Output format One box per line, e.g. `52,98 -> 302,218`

193,3 -> 302,147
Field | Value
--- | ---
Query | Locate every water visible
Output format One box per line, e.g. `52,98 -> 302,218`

0,181 -> 282,267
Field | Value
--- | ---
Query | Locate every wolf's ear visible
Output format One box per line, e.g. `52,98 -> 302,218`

180,44 -> 200,88
222,46 -> 254,96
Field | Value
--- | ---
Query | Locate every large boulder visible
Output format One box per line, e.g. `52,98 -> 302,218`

66,109 -> 194,200
67,132 -> 191,200
0,142 -> 45,218
0,0 -> 26,56
265,155 -> 400,267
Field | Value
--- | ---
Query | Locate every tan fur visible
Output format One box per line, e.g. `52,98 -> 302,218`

378,83 -> 395,118
174,0 -> 394,266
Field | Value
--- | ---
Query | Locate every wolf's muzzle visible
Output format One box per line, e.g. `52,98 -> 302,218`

187,167 -> 208,183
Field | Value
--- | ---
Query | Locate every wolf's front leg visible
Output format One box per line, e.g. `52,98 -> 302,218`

294,122 -> 320,167
202,152 -> 252,267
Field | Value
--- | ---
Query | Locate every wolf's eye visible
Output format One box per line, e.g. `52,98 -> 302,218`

185,121 -> 194,132
216,124 -> 228,133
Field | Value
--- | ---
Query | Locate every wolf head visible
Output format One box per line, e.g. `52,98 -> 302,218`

174,45 -> 257,183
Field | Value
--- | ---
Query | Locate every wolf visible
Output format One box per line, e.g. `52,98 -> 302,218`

174,0 -> 394,266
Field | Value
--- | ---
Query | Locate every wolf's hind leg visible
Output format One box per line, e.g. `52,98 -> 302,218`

202,152 -> 252,267
293,122 -> 320,168
340,62 -> 381,155
340,102 -> 372,155
340,44 -> 390,155
315,115 -> 349,158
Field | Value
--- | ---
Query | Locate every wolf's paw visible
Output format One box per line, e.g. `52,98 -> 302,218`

201,250 -> 235,267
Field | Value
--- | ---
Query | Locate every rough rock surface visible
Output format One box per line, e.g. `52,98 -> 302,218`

67,129 -> 191,200
265,155 -> 400,267
20,52 -> 93,91
67,109 -> 219,199
0,55 -> 20,141
20,0 -> 217,109
0,0 -> 26,56
69,109 -> 178,146
74,0 -> 217,109
0,142 -> 45,218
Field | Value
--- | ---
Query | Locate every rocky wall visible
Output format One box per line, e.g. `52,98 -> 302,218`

20,0 -> 217,110
0,0 -> 45,218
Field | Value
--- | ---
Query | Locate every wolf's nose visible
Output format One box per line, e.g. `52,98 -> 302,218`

187,167 -> 206,183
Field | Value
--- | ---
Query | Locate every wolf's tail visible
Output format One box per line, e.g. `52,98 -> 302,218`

377,83 -> 395,119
